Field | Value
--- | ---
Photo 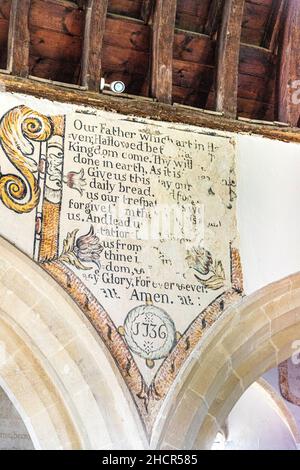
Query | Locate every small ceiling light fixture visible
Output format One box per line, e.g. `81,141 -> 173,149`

100,78 -> 125,94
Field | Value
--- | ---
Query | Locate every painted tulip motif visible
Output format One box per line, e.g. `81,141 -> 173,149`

74,225 -> 103,268
64,168 -> 86,195
59,225 -> 103,270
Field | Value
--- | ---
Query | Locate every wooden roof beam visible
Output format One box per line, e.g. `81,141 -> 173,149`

215,0 -> 245,118
278,0 -> 300,127
150,0 -> 177,104
141,0 -> 154,24
7,0 -> 31,77
205,0 -> 224,38
261,0 -> 286,52
81,0 -> 108,91
1,73 -> 299,144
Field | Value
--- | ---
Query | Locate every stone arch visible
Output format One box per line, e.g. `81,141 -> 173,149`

155,273 -> 300,450
0,236 -> 145,450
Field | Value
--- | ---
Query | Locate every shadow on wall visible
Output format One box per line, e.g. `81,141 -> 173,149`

215,378 -> 300,450
0,386 -> 34,450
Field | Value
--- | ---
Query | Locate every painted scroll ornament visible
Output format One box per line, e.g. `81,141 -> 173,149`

0,106 -> 54,213
119,305 -> 179,368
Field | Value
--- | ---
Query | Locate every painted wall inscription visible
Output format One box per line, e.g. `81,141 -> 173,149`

0,102 -> 243,434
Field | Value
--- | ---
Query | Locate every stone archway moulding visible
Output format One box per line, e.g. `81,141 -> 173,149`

0,236 -> 145,450
155,272 -> 300,450
1,235 -> 300,450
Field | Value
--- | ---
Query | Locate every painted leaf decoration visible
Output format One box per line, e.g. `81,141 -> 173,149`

62,229 -> 78,255
60,251 -> 91,271
194,273 -> 225,290
215,260 -> 225,279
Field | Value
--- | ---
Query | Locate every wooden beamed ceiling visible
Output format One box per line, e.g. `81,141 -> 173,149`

0,0 -> 299,127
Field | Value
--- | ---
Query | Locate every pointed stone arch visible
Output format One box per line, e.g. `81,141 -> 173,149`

0,236 -> 145,450
155,274 -> 300,449
3,234 -> 300,450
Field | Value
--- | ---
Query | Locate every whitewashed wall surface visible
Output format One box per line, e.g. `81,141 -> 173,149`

0,91 -> 299,449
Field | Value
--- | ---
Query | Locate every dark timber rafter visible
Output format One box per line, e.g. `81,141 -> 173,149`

205,0 -> 224,38
261,0 -> 286,52
278,0 -> 300,126
0,73 -> 299,144
0,0 -> 298,129
150,0 -> 177,104
7,0 -> 31,77
141,0 -> 154,24
215,0 -> 245,118
81,0 -> 108,91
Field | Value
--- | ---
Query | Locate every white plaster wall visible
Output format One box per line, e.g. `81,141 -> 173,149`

0,91 -> 300,449
237,135 -> 300,295
1,90 -> 300,297
2,90 -> 300,297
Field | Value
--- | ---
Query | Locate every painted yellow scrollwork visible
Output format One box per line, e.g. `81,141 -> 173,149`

0,105 -> 54,213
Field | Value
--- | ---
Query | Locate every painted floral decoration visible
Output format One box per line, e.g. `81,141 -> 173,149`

59,226 -> 103,270
186,247 -> 213,275
63,168 -> 87,196
186,247 -> 225,290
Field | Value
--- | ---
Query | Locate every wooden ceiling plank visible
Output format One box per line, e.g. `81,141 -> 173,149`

150,0 -> 177,104
7,0 -> 31,77
261,0 -> 286,51
278,0 -> 300,126
81,0 -> 108,91
215,0 -> 245,118
205,0 -> 224,37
